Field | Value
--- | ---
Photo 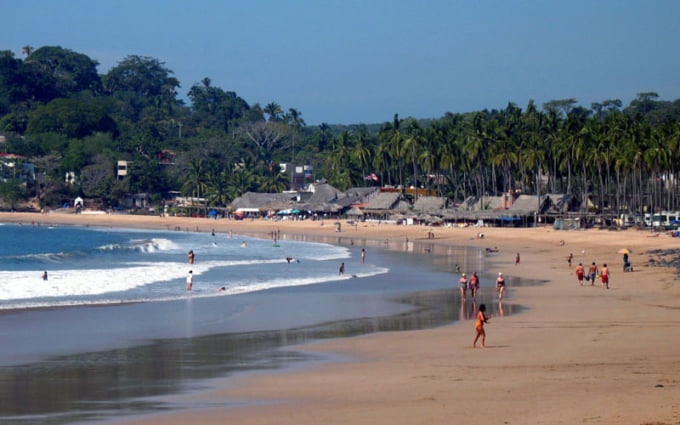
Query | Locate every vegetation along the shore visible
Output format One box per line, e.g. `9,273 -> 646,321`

2,45 -> 680,216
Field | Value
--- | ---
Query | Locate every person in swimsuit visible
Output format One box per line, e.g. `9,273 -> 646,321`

515,252 -> 520,266
458,273 -> 468,300
469,272 -> 480,299
575,262 -> 585,286
601,264 -> 610,289
188,250 -> 195,264
587,262 -> 599,286
567,253 -> 573,267
496,272 -> 506,300
473,303 -> 490,348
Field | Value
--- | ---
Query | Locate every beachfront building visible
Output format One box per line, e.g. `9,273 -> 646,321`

0,153 -> 34,183
229,183 -> 381,220
224,184 -> 587,229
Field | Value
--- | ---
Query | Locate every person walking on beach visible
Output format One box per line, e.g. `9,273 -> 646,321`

515,252 -> 520,266
567,252 -> 573,267
339,262 -> 345,275
458,273 -> 469,300
496,272 -> 506,300
186,270 -> 193,291
188,250 -> 195,264
469,272 -> 480,299
473,303 -> 490,348
601,264 -> 610,289
587,262 -> 599,285
575,262 -> 585,286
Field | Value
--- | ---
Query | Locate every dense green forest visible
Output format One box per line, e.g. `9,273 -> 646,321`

2,45 -> 680,215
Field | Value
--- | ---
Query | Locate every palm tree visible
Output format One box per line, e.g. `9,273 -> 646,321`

437,123 -> 462,199
385,116 -> 405,186
402,120 -> 425,197
21,45 -> 34,57
462,113 -> 489,206
418,127 -> 439,194
204,163 -> 232,206
287,108 -> 305,162
519,102 -> 546,207
372,142 -> 391,186
351,126 -> 372,185
182,158 -> 207,199
229,168 -> 257,198
258,163 -> 289,193
263,102 -> 283,122
328,131 -> 353,190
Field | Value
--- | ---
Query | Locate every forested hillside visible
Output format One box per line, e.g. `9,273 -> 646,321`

2,45 -> 680,215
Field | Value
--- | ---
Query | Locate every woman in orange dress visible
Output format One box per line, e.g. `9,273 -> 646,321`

473,304 -> 490,348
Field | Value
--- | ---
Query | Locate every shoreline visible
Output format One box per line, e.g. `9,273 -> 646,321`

3,212 -> 680,425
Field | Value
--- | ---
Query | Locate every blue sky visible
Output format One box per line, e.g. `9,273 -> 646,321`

5,0 -> 680,125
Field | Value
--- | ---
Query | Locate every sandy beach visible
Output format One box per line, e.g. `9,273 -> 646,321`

3,212 -> 680,425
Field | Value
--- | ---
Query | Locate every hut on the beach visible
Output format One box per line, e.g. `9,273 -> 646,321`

412,196 -> 448,213
363,192 -> 402,220
230,192 -> 297,217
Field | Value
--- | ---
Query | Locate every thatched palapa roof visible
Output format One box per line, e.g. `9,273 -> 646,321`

461,196 -> 505,211
507,195 -> 540,214
365,192 -> 401,210
412,196 -> 447,213
230,192 -> 296,211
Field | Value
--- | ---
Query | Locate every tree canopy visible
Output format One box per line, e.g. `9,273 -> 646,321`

2,45 -> 680,217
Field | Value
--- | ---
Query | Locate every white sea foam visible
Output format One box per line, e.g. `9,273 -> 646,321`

0,224 -> 384,310
0,256 -> 381,308
218,266 -> 389,296
97,238 -> 179,253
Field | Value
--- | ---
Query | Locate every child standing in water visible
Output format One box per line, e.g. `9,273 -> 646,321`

473,303 -> 490,348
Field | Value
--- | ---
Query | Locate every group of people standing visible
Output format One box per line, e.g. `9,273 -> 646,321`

456,269 -> 506,348
457,271 -> 505,301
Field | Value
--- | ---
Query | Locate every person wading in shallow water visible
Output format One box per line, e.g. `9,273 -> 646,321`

469,272 -> 480,299
496,272 -> 506,300
186,270 -> 193,291
458,273 -> 469,301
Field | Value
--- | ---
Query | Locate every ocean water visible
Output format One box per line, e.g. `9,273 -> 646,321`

0,222 -> 520,425
0,223 -> 386,310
